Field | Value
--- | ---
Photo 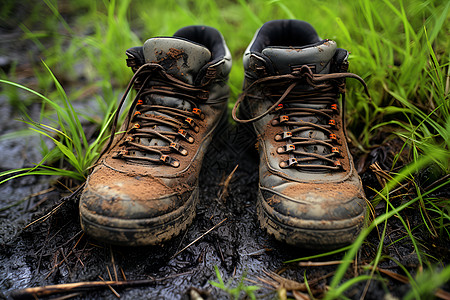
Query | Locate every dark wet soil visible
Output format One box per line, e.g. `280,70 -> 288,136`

1,117 -> 449,299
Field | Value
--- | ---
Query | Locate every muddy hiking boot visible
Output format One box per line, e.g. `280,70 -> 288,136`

79,26 -> 231,246
233,20 -> 370,249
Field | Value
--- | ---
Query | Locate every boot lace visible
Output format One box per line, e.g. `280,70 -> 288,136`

102,63 -> 211,168
232,65 -> 370,171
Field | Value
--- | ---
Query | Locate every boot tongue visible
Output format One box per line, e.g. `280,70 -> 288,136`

134,38 -> 211,156
262,40 -> 337,168
143,37 -> 211,84
261,40 -> 336,74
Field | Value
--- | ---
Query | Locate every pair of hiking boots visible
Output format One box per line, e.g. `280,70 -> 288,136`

79,20 -> 369,249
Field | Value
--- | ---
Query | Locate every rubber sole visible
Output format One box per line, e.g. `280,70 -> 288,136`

256,188 -> 365,249
80,187 -> 199,246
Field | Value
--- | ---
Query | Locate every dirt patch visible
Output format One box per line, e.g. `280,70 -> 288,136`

281,181 -> 362,200
86,165 -> 173,202
167,48 -> 185,60
152,47 -> 189,73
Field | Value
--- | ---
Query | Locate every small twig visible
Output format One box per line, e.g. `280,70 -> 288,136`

262,270 -> 309,291
44,232 -> 85,280
24,201 -> 66,229
44,251 -> 61,281
11,279 -> 160,299
0,187 -> 56,213
120,267 -> 127,281
60,230 -> 84,249
239,248 -> 272,256
370,163 -> 388,188
257,275 -> 280,290
98,276 -> 120,298
60,248 -> 72,278
244,278 -> 275,290
298,260 -> 352,267
56,180 -> 76,194
171,218 -> 227,259
175,228 -> 189,255
36,222 -> 72,256
424,173 -> 450,192
218,164 -> 239,203
24,183 -> 85,229
110,246 -> 118,281
72,232 -> 86,268
386,182 -> 410,196
106,266 -> 113,281
27,187 -> 56,211
258,270 -> 333,296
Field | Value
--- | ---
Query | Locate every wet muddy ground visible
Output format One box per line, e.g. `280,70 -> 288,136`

1,111 -> 449,299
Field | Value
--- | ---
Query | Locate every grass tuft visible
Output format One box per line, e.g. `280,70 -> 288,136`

0,61 -> 115,183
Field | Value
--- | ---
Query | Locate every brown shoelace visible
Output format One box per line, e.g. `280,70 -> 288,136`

102,63 -> 210,168
232,65 -> 370,171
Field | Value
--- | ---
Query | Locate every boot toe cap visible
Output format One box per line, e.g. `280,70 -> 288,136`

261,182 -> 366,229
259,182 -> 367,248
78,166 -> 196,245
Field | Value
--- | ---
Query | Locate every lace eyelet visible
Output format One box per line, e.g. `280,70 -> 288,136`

274,103 -> 284,111
178,129 -> 195,143
272,115 -> 289,126
329,133 -> 338,144
328,119 -> 336,128
280,115 -> 289,123
275,131 -> 293,141
170,142 -> 188,156
160,155 -> 180,167
112,150 -> 129,158
185,118 -> 199,132
277,143 -> 295,153
331,103 -> 338,113
331,147 -> 342,157
279,157 -> 298,168
334,160 -> 343,169
192,108 -> 205,120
